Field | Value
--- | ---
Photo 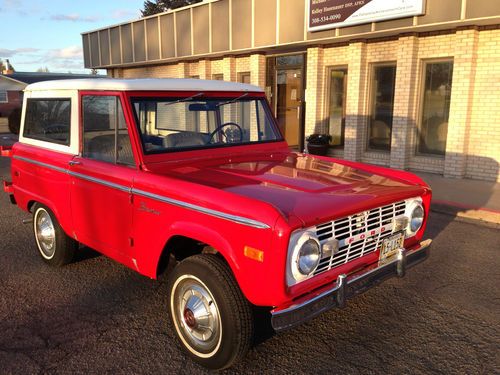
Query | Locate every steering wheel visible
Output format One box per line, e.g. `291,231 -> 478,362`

209,122 -> 243,144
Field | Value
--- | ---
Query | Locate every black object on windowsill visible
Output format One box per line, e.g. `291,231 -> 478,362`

306,134 -> 332,156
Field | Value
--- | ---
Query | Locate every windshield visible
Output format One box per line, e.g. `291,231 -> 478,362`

131,96 -> 282,153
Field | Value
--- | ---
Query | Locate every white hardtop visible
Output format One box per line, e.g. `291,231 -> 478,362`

25,78 -> 264,93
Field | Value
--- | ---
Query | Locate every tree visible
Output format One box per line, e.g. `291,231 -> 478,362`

141,0 -> 203,17
37,67 -> 50,73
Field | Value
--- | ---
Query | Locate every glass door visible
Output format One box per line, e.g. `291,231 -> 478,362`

276,69 -> 302,147
266,54 -> 305,149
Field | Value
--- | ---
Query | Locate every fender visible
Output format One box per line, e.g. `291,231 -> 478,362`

14,185 -> 74,239
155,220 -> 236,272
149,220 -> 259,303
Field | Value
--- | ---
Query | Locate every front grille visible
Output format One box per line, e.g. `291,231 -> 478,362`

313,201 -> 406,276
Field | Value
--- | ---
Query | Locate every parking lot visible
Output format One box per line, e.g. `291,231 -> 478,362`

0,156 -> 499,375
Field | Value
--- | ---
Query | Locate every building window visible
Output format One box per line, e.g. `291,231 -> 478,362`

212,74 -> 224,81
327,68 -> 347,147
418,60 -> 454,156
82,95 -> 134,166
23,98 -> 71,145
368,64 -> 396,151
0,91 -> 7,103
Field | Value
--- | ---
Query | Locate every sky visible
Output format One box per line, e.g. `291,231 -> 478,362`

0,0 -> 143,74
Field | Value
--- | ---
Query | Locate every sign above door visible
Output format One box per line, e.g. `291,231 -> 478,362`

308,0 -> 425,32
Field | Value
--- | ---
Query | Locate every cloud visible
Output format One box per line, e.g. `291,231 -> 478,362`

48,46 -> 83,59
1,45 -> 88,73
0,48 -> 39,57
0,0 -> 31,15
49,13 -> 100,22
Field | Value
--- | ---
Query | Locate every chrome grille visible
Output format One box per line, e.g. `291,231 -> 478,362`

314,201 -> 407,276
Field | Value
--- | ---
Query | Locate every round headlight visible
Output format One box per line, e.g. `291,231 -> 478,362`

409,202 -> 424,233
297,238 -> 321,275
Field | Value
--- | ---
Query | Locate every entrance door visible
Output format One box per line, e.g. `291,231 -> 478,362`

276,69 -> 302,147
267,54 -> 305,149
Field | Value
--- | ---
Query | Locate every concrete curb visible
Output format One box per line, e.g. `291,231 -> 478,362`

431,202 -> 500,228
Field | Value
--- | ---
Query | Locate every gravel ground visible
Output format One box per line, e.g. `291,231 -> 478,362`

0,156 -> 499,375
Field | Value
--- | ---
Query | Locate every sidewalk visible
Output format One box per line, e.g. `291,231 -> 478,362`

415,172 -> 500,226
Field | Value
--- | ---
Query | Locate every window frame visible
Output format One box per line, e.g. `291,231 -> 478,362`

415,58 -> 454,158
324,66 -> 348,149
22,97 -> 72,146
0,90 -> 8,103
367,62 -> 397,152
80,93 -> 136,167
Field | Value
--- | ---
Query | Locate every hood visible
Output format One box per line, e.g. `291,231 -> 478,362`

146,151 -> 426,226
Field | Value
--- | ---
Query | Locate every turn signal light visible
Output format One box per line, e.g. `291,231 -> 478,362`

393,217 -> 409,232
244,246 -> 264,262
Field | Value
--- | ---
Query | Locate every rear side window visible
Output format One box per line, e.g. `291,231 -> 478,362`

23,99 -> 71,145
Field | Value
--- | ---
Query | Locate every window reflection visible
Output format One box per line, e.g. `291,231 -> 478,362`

418,61 -> 454,156
368,64 -> 396,151
328,68 -> 347,147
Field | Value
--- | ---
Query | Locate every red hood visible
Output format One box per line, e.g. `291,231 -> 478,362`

146,151 -> 427,226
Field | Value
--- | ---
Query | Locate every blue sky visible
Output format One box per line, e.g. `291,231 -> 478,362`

0,0 -> 142,73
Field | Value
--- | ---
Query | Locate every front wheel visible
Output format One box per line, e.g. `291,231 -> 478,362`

167,254 -> 254,370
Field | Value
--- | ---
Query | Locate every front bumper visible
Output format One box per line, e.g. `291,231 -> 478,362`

271,239 -> 432,332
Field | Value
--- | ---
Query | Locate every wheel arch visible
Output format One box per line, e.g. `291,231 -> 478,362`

154,222 -> 239,280
27,198 -> 73,240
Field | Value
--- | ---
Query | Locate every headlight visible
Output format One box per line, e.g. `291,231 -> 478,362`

297,239 -> 321,275
288,231 -> 321,284
406,200 -> 424,235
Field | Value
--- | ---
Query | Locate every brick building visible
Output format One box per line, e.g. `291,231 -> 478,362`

82,0 -> 500,182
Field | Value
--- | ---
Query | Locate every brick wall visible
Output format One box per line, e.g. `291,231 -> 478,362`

467,28 -> 500,182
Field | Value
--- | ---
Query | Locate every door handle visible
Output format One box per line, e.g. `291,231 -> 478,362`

69,160 -> 81,166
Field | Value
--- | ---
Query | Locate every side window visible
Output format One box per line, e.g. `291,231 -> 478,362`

23,98 -> 71,145
368,64 -> 397,151
0,91 -> 8,103
82,95 -> 134,166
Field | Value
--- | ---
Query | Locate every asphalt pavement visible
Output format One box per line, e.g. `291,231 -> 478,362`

0,156 -> 499,375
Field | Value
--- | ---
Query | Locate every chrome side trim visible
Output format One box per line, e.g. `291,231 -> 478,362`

69,171 -> 131,193
132,188 -> 271,229
13,155 -> 271,229
13,155 -> 67,174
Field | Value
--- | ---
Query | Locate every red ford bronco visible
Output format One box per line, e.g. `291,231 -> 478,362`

1,78 -> 431,369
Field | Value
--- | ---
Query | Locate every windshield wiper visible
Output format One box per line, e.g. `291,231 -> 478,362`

216,93 -> 249,107
163,92 -> 204,106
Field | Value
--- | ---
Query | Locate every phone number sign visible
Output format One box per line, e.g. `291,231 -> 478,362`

308,0 -> 425,32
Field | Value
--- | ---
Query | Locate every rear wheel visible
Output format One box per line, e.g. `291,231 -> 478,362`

33,203 -> 77,267
167,254 -> 253,370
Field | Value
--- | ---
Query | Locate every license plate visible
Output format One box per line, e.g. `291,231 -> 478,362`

379,232 -> 404,263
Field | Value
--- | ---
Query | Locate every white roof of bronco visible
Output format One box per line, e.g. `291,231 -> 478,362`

25,78 -> 264,93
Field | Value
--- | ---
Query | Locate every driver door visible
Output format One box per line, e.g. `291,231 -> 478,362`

69,94 -> 137,259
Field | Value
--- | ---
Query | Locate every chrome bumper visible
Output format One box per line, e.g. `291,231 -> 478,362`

271,239 -> 432,332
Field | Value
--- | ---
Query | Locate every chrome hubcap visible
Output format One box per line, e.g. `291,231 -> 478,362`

35,209 -> 56,259
173,276 -> 221,355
